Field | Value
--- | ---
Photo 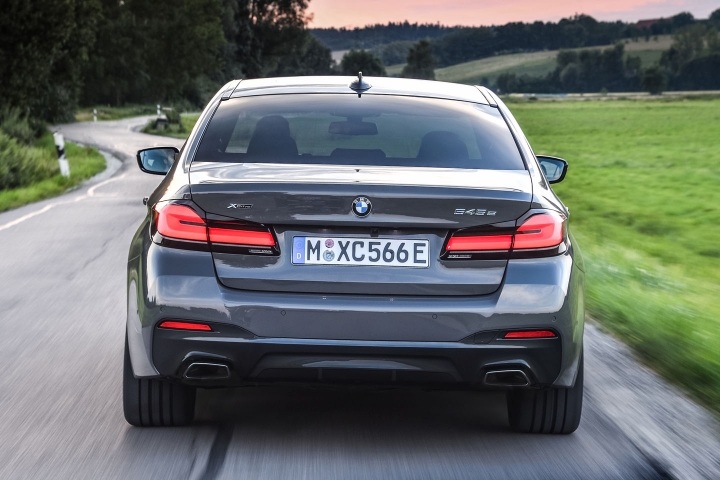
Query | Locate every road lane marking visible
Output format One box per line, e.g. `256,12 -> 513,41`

88,173 -> 126,197
0,205 -> 57,233
0,173 -> 127,233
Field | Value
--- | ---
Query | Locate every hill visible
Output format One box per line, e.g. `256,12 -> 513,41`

387,36 -> 672,85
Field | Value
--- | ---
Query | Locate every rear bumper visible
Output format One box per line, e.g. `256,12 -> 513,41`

127,231 -> 585,388
152,326 -> 563,387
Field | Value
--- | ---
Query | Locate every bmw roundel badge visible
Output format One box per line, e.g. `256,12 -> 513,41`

352,197 -> 372,217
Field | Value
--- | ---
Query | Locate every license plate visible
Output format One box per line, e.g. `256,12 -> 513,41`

292,237 -> 429,267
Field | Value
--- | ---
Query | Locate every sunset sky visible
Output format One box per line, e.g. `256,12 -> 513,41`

307,0 -> 719,29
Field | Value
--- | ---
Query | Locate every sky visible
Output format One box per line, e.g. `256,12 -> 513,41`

307,0 -> 719,29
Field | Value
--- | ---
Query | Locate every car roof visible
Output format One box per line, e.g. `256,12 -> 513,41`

226,76 -> 491,105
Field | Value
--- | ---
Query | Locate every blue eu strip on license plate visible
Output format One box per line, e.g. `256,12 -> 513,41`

292,236 -> 429,267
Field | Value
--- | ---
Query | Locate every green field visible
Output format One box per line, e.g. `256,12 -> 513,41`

388,36 -> 671,85
509,98 -> 720,412
0,132 -> 106,213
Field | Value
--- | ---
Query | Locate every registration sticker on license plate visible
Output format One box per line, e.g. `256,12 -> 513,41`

292,237 -> 429,267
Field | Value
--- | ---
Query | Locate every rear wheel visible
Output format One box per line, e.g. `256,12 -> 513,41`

506,354 -> 583,434
123,337 -> 196,426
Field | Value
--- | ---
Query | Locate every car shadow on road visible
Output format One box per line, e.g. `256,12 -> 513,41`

194,385 -> 510,433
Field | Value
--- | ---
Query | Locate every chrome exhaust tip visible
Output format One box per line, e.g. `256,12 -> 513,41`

183,362 -> 231,380
484,369 -> 530,386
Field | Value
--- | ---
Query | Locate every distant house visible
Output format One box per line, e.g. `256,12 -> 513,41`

636,19 -> 661,29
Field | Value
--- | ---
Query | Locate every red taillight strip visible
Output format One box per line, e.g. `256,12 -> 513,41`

446,234 -> 513,251
208,227 -> 275,246
503,330 -> 557,339
158,321 -> 213,331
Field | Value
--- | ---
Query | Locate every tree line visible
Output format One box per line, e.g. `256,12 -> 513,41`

494,14 -> 720,95
1,0 -> 332,123
313,12 -> 709,68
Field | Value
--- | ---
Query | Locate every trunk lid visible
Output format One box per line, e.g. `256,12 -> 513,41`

190,163 -> 533,296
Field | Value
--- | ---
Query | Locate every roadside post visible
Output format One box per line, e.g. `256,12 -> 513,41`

157,104 -> 161,116
93,109 -> 97,122
53,132 -> 71,177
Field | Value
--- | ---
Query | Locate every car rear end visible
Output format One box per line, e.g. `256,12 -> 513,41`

126,78 -> 584,430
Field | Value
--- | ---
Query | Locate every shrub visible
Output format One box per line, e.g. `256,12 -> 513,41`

642,66 -> 668,94
0,107 -> 37,145
0,131 -> 58,190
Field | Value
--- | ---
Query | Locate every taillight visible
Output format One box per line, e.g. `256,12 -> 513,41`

155,204 -> 207,242
158,320 -> 213,331
208,223 -> 275,246
503,330 -> 557,339
514,212 -> 565,250
443,210 -> 566,259
446,234 -> 513,251
152,203 -> 277,253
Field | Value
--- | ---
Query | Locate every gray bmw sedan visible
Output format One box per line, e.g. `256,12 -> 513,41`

125,76 -> 585,434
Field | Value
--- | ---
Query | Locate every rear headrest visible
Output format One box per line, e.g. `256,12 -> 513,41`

247,115 -> 298,158
416,131 -> 469,161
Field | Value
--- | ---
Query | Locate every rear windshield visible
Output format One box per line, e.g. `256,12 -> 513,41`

194,94 -> 525,170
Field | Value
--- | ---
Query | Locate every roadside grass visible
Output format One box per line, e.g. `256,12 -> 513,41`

142,114 -> 200,139
0,132 -> 106,213
509,99 -> 720,413
433,35 -> 671,85
75,104 -> 158,122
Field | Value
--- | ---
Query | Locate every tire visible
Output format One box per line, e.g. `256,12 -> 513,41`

506,354 -> 583,434
123,336 -> 196,426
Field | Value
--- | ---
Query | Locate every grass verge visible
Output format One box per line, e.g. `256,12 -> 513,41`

141,114 -> 200,139
0,132 -> 106,213
75,104 -> 158,122
509,99 -> 720,413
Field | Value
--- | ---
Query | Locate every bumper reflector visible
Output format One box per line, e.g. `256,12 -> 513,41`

158,321 -> 213,331
503,330 -> 556,339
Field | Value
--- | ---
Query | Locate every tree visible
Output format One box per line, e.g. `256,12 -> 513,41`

0,0 -> 102,122
378,41 -> 413,66
641,66 -> 667,95
711,8 -> 720,27
267,31 -> 333,76
401,40 -> 436,80
340,50 -> 386,76
706,28 -> 720,54
227,0 -> 311,79
495,73 -> 518,94
83,0 -> 225,106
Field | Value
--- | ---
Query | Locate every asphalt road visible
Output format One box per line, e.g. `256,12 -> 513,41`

0,117 -> 718,479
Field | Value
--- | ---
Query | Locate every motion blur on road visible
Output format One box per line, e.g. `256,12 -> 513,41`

0,117 -> 716,479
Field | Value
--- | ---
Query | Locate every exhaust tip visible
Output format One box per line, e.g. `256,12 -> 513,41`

183,362 -> 231,380
484,369 -> 530,386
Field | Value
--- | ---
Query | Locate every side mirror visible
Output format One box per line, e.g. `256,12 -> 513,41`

536,155 -> 568,184
136,147 -> 179,175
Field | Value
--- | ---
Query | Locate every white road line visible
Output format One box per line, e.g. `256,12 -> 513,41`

0,204 -> 57,233
0,173 -> 126,233
88,173 -> 126,197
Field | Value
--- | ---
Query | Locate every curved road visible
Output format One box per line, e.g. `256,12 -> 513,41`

0,117 -> 718,479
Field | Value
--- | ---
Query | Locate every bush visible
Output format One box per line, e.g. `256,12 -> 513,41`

165,108 -> 182,126
0,131 -> 58,190
0,107 -> 37,145
642,66 -> 668,94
